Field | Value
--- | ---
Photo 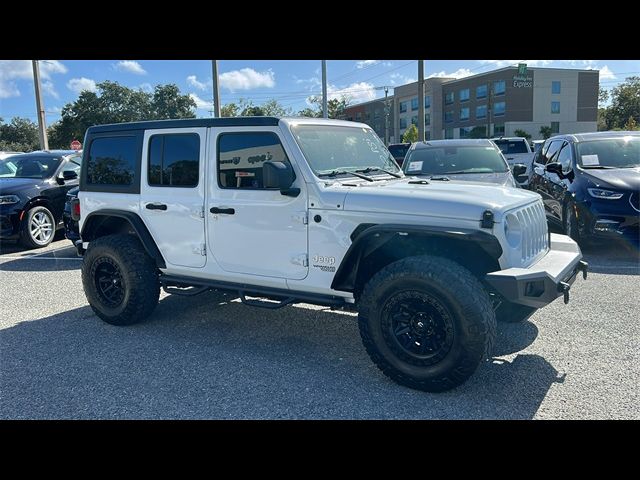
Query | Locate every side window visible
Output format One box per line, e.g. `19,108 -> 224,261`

217,132 -> 292,189
148,134 -> 199,187
64,159 -> 82,175
557,143 -> 573,173
87,136 -> 137,186
542,140 -> 562,165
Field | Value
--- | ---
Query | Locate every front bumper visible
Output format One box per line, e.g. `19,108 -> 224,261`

485,233 -> 588,308
0,213 -> 20,240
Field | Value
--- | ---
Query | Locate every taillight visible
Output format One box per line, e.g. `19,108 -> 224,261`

71,198 -> 81,221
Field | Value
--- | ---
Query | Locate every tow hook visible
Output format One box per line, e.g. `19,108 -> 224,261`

558,282 -> 571,304
578,260 -> 589,280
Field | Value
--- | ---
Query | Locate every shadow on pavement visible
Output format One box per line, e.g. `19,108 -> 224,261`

0,291 -> 562,420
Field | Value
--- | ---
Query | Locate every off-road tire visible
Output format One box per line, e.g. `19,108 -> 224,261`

495,301 -> 537,323
358,255 -> 496,392
82,234 -> 160,326
19,206 -> 55,249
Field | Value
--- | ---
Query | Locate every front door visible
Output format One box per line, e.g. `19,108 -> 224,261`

207,128 -> 308,280
140,127 -> 207,268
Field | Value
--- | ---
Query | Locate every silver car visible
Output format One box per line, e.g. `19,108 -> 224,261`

403,139 -> 523,187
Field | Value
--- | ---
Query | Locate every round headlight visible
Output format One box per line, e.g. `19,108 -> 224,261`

504,213 -> 522,248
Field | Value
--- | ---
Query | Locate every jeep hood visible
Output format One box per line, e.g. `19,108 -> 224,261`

340,178 -> 540,222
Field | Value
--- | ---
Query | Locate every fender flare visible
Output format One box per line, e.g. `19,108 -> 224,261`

331,223 -> 503,292
81,209 -> 166,269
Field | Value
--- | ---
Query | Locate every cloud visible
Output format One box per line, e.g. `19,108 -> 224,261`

67,77 -> 97,94
138,83 -> 153,93
0,60 -> 67,99
597,65 -> 616,80
428,68 -> 473,79
46,106 -> 62,114
189,93 -> 213,110
41,80 -> 59,99
356,60 -> 379,69
187,75 -> 210,91
219,68 -> 275,91
479,60 -> 553,68
113,60 -> 147,75
328,81 -> 378,103
389,73 -> 416,85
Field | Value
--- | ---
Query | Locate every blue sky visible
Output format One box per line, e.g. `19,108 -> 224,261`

1,59 -> 638,124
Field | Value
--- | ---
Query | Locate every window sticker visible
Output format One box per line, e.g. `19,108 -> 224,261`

408,161 -> 423,171
581,154 -> 599,166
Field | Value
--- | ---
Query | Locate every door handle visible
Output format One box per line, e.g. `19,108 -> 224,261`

146,203 -> 167,211
210,207 -> 235,215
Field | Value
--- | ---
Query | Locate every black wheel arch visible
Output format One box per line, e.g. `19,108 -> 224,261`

81,209 -> 166,269
331,224 -> 503,297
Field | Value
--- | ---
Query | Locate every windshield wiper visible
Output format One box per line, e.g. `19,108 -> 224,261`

581,165 -> 617,169
356,166 -> 402,178
317,169 -> 374,182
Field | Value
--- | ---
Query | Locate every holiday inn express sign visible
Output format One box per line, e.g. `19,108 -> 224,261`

513,63 -> 533,88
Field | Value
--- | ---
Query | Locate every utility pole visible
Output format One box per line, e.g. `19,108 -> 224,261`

32,60 -> 49,150
211,60 -> 221,118
384,86 -> 390,146
487,83 -> 492,138
322,60 -> 328,118
418,60 -> 425,142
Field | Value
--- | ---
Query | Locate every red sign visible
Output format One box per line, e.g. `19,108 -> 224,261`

70,140 -> 82,150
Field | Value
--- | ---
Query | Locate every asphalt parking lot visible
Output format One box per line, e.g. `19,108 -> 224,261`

1,234 -> 638,420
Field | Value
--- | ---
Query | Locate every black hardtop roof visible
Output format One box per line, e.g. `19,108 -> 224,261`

87,116 -> 281,134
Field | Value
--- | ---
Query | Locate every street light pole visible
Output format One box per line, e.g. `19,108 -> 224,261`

211,60 -> 221,118
32,60 -> 49,150
418,60 -> 425,142
384,86 -> 390,146
322,60 -> 328,118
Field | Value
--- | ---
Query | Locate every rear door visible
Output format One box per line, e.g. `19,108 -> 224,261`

139,127 -> 207,268
534,139 -> 563,217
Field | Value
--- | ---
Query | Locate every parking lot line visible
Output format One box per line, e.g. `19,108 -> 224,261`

0,256 -> 82,261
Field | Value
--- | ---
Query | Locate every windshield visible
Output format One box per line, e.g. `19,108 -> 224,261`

403,145 -> 509,175
291,124 -> 401,176
493,139 -> 529,154
0,156 -> 61,179
388,144 -> 410,159
576,136 -> 640,168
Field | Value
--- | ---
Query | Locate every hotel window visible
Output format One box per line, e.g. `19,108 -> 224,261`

476,104 -> 487,119
494,101 -> 505,116
399,117 -> 407,129
551,121 -> 560,134
445,128 -> 454,139
425,95 -> 431,108
411,97 -> 419,111
494,80 -> 506,95
460,107 -> 470,121
399,101 -> 407,113
552,81 -> 561,94
494,124 -> 505,136
374,109 -> 381,119
459,88 -> 470,102
551,101 -> 560,114
445,111 -> 454,123
459,127 -> 473,139
355,112 -> 362,121
411,115 -> 418,126
445,91 -> 454,104
476,84 -> 487,99
425,113 -> 431,125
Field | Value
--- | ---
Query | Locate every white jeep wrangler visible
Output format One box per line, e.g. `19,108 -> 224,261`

75,117 -> 588,392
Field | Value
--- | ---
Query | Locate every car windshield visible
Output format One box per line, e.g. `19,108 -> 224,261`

493,139 -> 529,154
576,136 -> 640,168
0,156 -> 61,179
403,145 -> 509,175
291,124 -> 401,177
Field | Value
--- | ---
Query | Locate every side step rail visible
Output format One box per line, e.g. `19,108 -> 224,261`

239,291 -> 296,310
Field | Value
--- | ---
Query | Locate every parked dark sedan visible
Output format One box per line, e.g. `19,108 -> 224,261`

63,186 -> 80,245
0,150 -> 82,248
530,131 -> 639,243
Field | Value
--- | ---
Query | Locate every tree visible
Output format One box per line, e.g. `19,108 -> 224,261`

297,107 -> 320,118
260,99 -> 293,117
402,124 -> 418,143
604,76 -> 640,130
469,126 -> 488,139
539,126 -> 553,139
307,95 -> 350,119
0,117 -> 40,152
624,116 -> 639,130
514,128 -> 531,141
221,103 -> 239,117
598,87 -> 609,106
47,81 -> 196,149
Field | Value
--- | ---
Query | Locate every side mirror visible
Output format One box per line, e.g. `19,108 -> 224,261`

62,170 -> 78,181
545,162 -> 563,177
512,164 -> 527,177
263,161 -> 299,197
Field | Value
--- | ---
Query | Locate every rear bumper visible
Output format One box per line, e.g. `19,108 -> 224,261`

485,233 -> 588,308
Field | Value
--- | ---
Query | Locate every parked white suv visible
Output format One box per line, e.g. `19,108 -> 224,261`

75,117 -> 588,392
491,137 -> 535,186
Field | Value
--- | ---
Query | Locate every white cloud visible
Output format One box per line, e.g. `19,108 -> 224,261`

0,60 -> 67,99
67,77 -> 97,94
598,65 -> 616,80
328,81 -> 377,103
42,80 -> 59,99
219,68 -> 275,91
479,60 -> 552,68
428,68 -> 473,79
187,75 -> 210,91
138,83 -> 153,93
189,93 -> 213,110
356,60 -> 379,69
389,73 -> 416,85
46,106 -> 62,114
113,60 -> 147,75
